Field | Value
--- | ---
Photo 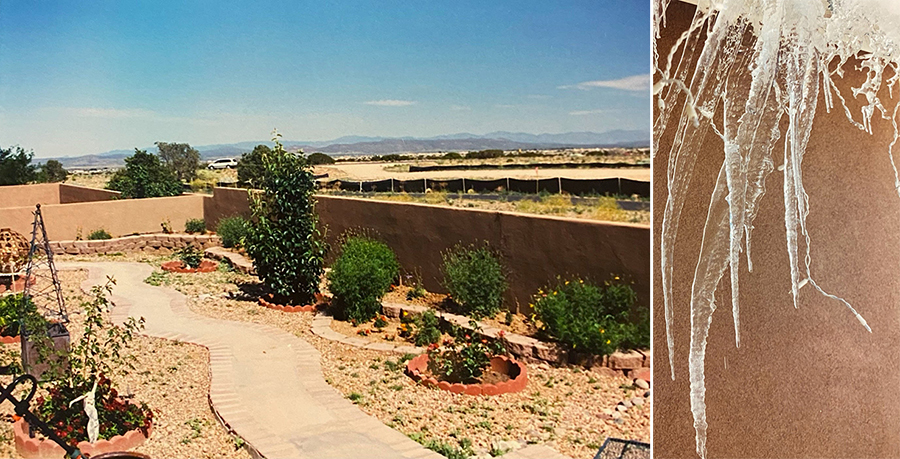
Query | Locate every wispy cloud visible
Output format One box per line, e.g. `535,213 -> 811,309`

67,107 -> 157,119
450,105 -> 471,111
569,109 -> 608,116
364,99 -> 417,106
527,94 -> 551,100
494,104 -> 520,109
558,74 -> 651,92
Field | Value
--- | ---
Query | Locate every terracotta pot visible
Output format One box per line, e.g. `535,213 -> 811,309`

405,354 -> 528,396
14,418 -> 152,459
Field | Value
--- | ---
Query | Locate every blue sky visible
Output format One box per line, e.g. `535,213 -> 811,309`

0,1 -> 650,158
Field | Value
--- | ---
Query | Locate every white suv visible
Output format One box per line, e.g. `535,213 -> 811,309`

207,158 -> 237,170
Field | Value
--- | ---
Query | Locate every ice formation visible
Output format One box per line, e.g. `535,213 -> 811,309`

654,0 -> 900,457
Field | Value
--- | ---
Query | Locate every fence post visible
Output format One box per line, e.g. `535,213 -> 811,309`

618,177 -> 622,195
558,177 -> 562,194
391,178 -> 394,193
506,177 -> 510,192
462,177 -> 465,193
359,181 -> 363,192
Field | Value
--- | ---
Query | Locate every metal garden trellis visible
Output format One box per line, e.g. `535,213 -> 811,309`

20,204 -> 70,379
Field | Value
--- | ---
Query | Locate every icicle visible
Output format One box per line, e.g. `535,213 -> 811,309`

655,0 -> 899,456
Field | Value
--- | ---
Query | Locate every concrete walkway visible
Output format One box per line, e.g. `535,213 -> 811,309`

61,261 -> 443,459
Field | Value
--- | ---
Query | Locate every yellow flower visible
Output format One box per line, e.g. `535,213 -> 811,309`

529,303 -> 534,308
565,280 -> 569,285
579,279 -> 583,284
600,328 -> 605,334
606,339 -> 611,345
538,289 -> 544,294
614,276 -> 620,280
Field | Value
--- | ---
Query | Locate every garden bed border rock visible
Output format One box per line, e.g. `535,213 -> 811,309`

258,294 -> 321,313
48,234 -> 220,256
14,418 -> 151,459
406,354 -> 528,396
203,247 -> 254,274
382,302 -> 650,376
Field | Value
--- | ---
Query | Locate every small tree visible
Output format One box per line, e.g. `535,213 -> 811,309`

244,132 -> 326,304
155,141 -> 200,182
0,146 -> 36,185
107,149 -> 182,198
237,144 -> 270,187
37,159 -> 68,183
307,152 -> 335,165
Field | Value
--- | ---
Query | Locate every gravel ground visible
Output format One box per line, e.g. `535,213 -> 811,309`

132,263 -> 650,459
0,267 -> 251,459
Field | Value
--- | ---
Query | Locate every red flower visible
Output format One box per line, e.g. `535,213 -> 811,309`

498,330 -> 506,338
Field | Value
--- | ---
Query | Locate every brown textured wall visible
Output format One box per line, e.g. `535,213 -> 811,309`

58,183 -> 120,203
0,194 -> 206,240
0,183 -> 60,207
203,186 -> 252,229
204,188 -> 649,314
317,195 -> 649,313
654,2 -> 900,458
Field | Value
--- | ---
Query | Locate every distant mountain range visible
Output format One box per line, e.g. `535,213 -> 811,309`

48,130 -> 650,168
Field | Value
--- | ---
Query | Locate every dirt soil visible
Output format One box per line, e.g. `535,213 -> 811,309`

0,267 -> 251,459
124,262 -> 649,459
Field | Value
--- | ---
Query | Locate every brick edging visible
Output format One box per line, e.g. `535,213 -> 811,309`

161,260 -> 218,273
382,302 -> 650,375
50,234 -> 220,255
258,294 -> 320,313
406,354 -> 528,396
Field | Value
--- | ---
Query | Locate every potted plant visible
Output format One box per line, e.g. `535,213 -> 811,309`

16,277 -> 153,458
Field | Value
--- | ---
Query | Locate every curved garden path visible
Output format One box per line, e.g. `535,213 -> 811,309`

59,261 -> 444,459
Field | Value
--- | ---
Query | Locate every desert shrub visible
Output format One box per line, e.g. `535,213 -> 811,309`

533,277 -> 644,356
189,169 -> 219,191
413,309 -> 441,347
216,216 -> 248,248
466,149 -> 504,159
427,320 -> 505,384
175,245 -> 203,268
441,152 -> 463,160
185,218 -> 206,234
244,132 -> 326,305
107,149 -> 182,199
327,236 -> 399,322
0,294 -> 39,337
307,152 -> 335,165
87,229 -> 112,240
441,243 -> 507,318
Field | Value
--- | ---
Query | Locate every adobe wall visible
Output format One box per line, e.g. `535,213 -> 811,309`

0,194 -> 205,241
58,183 -> 120,203
0,183 -> 60,208
205,188 -> 649,313
654,2 -> 900,457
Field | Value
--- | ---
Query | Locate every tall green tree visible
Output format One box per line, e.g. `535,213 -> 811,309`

155,142 -> 200,182
37,160 -> 68,183
107,149 -> 182,198
0,146 -> 36,185
245,132 -> 326,304
236,144 -> 270,187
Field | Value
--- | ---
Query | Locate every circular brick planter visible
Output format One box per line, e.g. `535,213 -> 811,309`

161,260 -> 218,273
258,293 -> 322,313
406,354 -> 527,396
14,418 -> 151,459
0,334 -> 19,344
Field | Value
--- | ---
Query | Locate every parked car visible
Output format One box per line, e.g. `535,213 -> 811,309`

207,158 -> 237,170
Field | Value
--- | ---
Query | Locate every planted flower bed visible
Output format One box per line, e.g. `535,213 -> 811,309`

161,246 -> 217,273
406,354 -> 527,396
15,375 -> 153,459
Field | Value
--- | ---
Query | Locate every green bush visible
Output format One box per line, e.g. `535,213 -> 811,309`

327,236 -> 399,322
216,216 -> 248,248
175,245 -> 203,269
307,152 -> 335,165
185,218 -> 206,234
237,145 -> 269,187
0,294 -> 38,336
533,277 -> 645,356
441,152 -> 462,160
441,243 -> 507,318
413,309 -> 441,347
244,133 -> 326,305
87,229 -> 112,240
107,149 -> 182,199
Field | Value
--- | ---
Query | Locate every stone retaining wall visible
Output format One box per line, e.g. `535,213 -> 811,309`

49,234 -> 220,255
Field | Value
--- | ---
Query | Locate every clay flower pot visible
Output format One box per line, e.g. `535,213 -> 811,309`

160,260 -> 217,273
405,354 -> 528,396
14,418 -> 152,459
